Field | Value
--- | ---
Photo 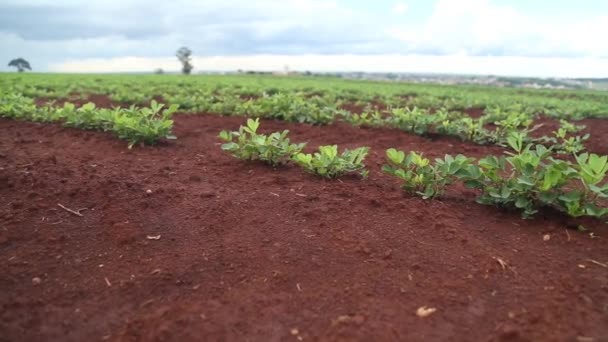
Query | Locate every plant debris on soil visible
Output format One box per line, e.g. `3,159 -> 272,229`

1,111 -> 608,342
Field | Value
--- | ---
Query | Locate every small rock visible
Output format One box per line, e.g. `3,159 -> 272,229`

290,328 -> 299,335
32,277 -> 42,285
543,234 -> 551,241
146,189 -> 153,194
332,314 -> 366,326
416,306 -> 436,317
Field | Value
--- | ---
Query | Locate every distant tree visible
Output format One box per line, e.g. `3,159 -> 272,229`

154,68 -> 164,75
8,58 -> 31,72
176,47 -> 193,75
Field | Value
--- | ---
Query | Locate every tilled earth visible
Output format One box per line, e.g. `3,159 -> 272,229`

1,109 -> 607,341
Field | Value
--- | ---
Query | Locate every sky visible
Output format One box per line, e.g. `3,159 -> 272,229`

1,0 -> 608,77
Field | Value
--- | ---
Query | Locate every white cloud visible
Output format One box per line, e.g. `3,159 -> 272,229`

388,0 -> 608,57
392,2 -> 408,15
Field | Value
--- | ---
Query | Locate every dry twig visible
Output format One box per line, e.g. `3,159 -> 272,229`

57,203 -> 87,217
586,259 -> 608,268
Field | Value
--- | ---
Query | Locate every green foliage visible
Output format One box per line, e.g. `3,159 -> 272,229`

538,120 -> 589,154
3,73 -> 608,153
387,107 -> 435,135
293,145 -> 369,178
0,95 -> 176,148
0,93 -> 38,119
464,137 -> 574,218
113,101 -> 178,148
244,93 -> 336,124
63,102 -> 109,130
383,148 -> 475,199
219,118 -> 305,166
452,117 -> 497,144
552,129 -> 589,154
385,132 -> 608,220
559,119 -> 585,134
340,109 -> 385,127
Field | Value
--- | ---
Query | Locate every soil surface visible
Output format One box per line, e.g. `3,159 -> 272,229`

1,110 -> 608,342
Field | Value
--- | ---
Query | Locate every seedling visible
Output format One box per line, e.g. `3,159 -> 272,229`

293,145 -> 369,178
219,118 -> 305,166
383,148 -> 476,199
112,101 -> 178,148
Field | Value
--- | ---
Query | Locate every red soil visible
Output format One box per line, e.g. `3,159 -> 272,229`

463,107 -> 485,119
339,103 -> 366,114
1,112 -> 608,342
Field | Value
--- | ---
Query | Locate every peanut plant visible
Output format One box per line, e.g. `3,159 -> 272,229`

0,95 -> 177,148
219,118 -> 306,166
383,149 -> 476,199
113,101 -> 178,148
293,145 -> 369,178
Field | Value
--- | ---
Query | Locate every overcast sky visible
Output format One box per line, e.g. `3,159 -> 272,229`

1,0 -> 608,77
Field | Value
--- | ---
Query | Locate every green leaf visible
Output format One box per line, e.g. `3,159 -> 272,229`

420,186 -> 436,199
515,197 -> 530,209
246,118 -> 260,133
500,186 -> 512,199
516,177 -> 535,186
221,142 -> 239,151
386,148 -> 405,164
585,204 -> 608,218
294,153 -> 312,165
558,191 -> 583,203
506,132 -> 523,152
218,130 -> 232,141
319,145 -> 338,160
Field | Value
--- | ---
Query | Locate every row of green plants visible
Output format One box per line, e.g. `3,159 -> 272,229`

6,89 -> 595,156
161,90 -> 595,154
161,90 -> 594,154
0,94 -> 176,148
383,132 -> 608,220
220,121 -> 608,221
219,119 -> 369,178
0,88 -> 594,160
4,73 -> 608,121
2,73 -> 601,155
342,106 -> 590,154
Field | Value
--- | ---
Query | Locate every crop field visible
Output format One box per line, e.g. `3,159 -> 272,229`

1,73 -> 608,341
